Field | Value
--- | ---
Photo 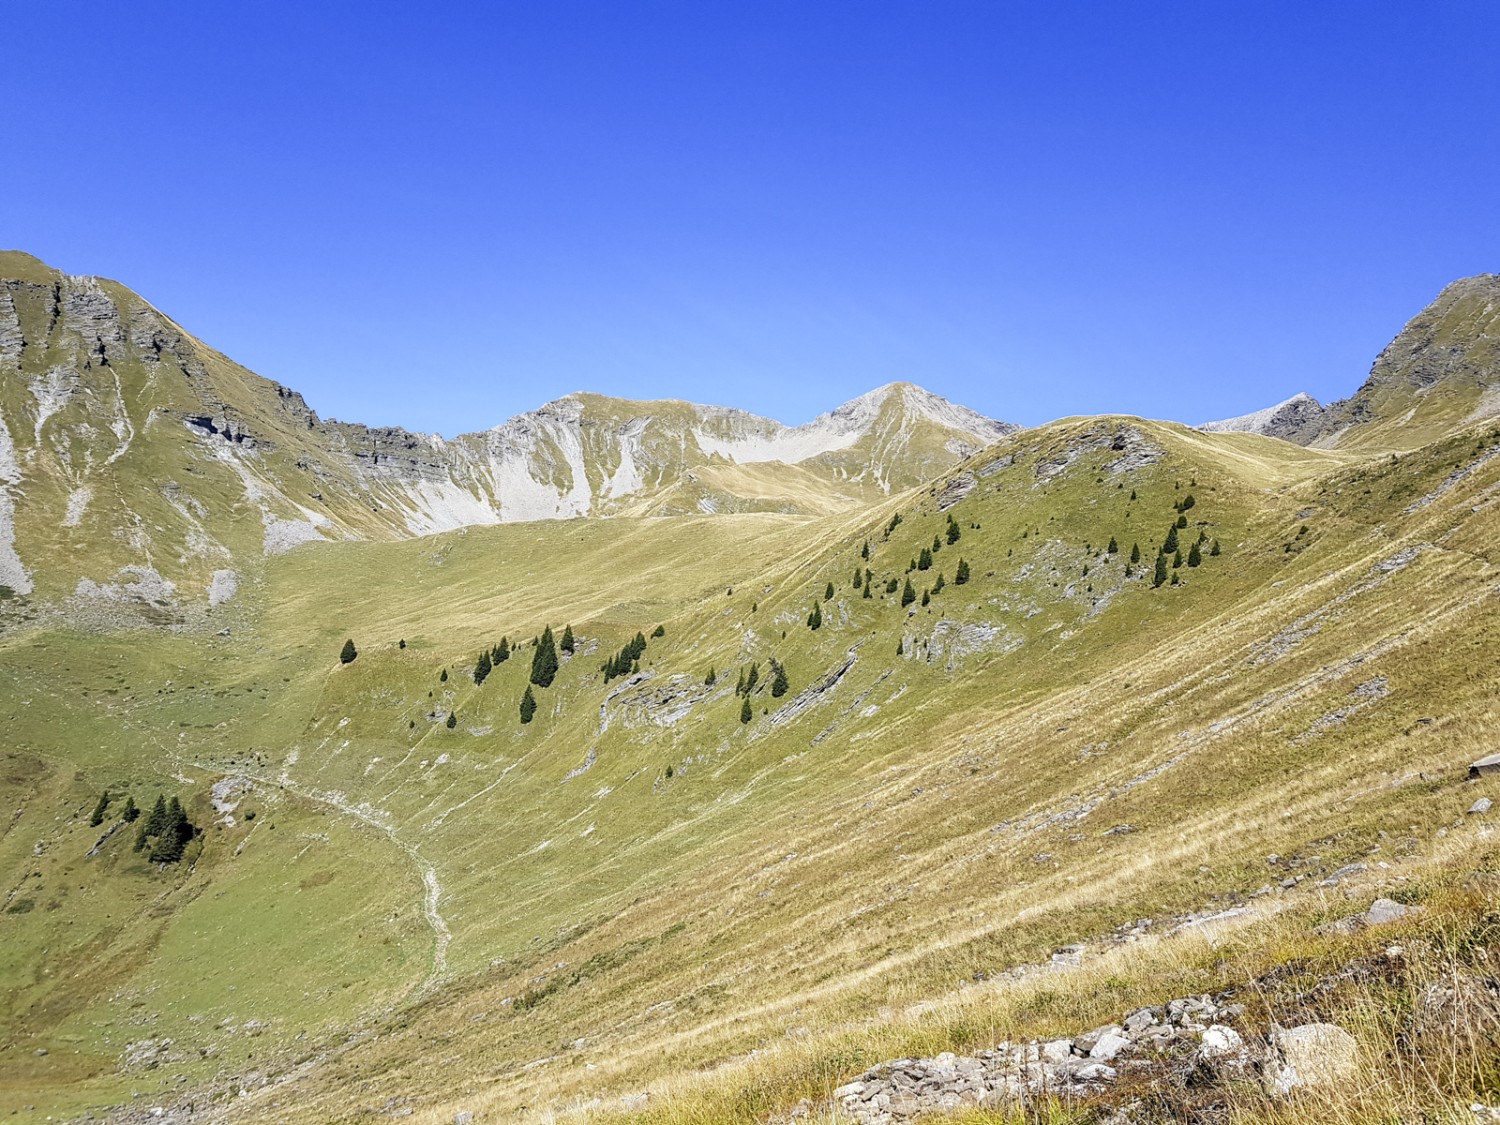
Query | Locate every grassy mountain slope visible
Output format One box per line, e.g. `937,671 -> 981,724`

5,398 -> 1500,1122
0,251 -> 1010,618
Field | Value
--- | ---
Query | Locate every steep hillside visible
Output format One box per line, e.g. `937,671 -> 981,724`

6,402 -> 1500,1122
0,251 -> 1012,612
1200,273 -> 1500,450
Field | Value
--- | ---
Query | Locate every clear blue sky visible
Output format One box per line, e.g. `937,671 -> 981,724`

6,2 -> 1499,435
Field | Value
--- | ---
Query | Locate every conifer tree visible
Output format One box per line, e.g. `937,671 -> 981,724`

1130,489 -> 1137,500
496,637 -> 510,663
561,625 -> 575,654
1210,539 -> 1221,556
440,668 -> 448,682
1153,552 -> 1168,588
770,660 -> 789,698
652,624 -> 665,638
917,547 -> 932,571
1107,536 -> 1118,554
853,567 -> 862,588
861,540 -> 870,560
1179,493 -> 1195,511
824,581 -> 834,601
122,795 -> 139,823
921,589 -> 930,606
399,639 -> 406,649
901,577 -> 917,606
144,794 -> 168,837
705,666 -> 716,687
740,695 -> 752,724
520,686 -> 536,724
808,601 -> 822,630
1176,514 -> 1188,529
1130,542 -> 1141,564
1173,549 -> 1183,568
473,649 -> 492,686
954,558 -> 970,585
90,793 -> 110,826
932,535 -> 942,554
746,662 -> 760,693
735,668 -> 745,696
1124,564 -> 1133,578
933,573 -> 945,593
946,516 -> 961,545
446,712 -> 458,729
531,626 -> 559,688
896,637 -> 904,656
339,638 -> 358,664
1187,540 -> 1202,567
885,577 -> 899,593
1163,525 -> 1179,553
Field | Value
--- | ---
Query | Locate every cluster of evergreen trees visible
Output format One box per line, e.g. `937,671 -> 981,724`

89,791 -> 139,827
133,795 -> 198,864
729,657 -> 789,723
602,630 -> 649,682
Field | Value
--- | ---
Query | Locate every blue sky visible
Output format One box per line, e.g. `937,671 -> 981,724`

6,2 -> 1499,435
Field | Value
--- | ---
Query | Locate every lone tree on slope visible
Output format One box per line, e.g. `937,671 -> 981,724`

954,558 -> 970,585
901,577 -> 917,606
339,638 -> 358,664
519,686 -> 537,724
561,625 -> 575,654
739,695 -> 752,724
808,601 -> 822,630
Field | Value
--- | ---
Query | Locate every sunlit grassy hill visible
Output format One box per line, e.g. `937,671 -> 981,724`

4,258 -> 1500,1123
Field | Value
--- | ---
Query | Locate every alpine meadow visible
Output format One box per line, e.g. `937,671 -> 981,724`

3,250 -> 1500,1125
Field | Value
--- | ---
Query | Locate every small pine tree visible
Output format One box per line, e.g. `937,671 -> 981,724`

1170,571 -> 1180,585
1187,540 -> 1202,567
739,695 -> 752,724
1173,549 -> 1183,568
885,577 -> 899,594
933,573 -> 945,593
1107,536 -> 1118,554
121,795 -> 139,823
399,639 -> 406,649
1130,489 -> 1137,500
90,792 -> 110,826
652,624 -> 665,638
808,601 -> 822,630
1153,553 -> 1168,588
917,547 -> 932,571
824,581 -> 834,601
901,577 -> 916,606
144,794 -> 168,837
862,579 -> 872,599
1163,525 -> 1179,553
1130,542 -> 1141,564
473,649 -> 492,686
1179,493 -> 1195,511
1176,514 -> 1188,529
520,686 -> 536,724
852,567 -> 862,588
1210,539 -> 1221,556
770,661 -> 789,698
932,534 -> 942,554
531,626 -> 559,688
861,540 -> 870,560
561,625 -> 575,654
895,637 -> 904,656
946,516 -> 961,545
746,663 -> 760,693
705,666 -> 716,687
954,558 -> 970,585
440,668 -> 448,682
496,637 -> 510,663
339,638 -> 358,664
446,712 -> 458,729
1124,564 -> 1133,578
920,589 -> 930,606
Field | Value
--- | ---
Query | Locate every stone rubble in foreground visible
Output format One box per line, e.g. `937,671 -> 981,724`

827,994 -> 1360,1124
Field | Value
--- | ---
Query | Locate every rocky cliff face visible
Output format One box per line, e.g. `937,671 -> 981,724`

0,252 -> 1013,608
1200,274 -> 1500,449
